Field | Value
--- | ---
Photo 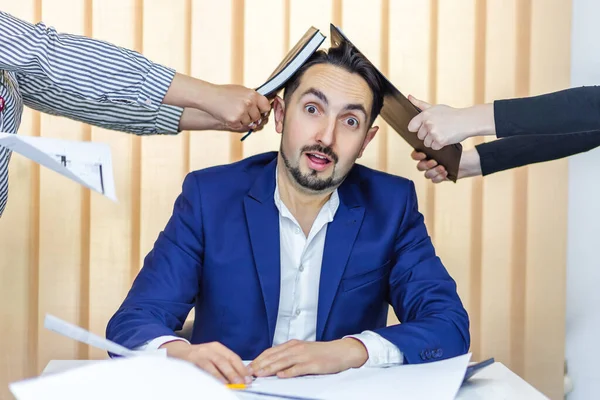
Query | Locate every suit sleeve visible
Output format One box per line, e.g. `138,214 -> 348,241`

372,181 -> 470,364
475,131 -> 600,176
494,86 -> 600,138
106,173 -> 204,351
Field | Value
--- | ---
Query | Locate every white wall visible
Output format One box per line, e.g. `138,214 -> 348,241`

566,0 -> 600,398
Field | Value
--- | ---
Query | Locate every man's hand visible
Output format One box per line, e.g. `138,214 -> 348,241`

411,148 -> 482,183
249,339 -> 368,379
160,340 -> 252,385
407,95 -> 495,150
179,107 -> 270,133
163,73 -> 272,132
199,83 -> 272,131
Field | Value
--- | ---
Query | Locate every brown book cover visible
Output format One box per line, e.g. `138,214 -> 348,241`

330,24 -> 462,182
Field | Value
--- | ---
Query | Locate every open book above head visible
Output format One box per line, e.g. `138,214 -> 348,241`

242,24 -> 462,182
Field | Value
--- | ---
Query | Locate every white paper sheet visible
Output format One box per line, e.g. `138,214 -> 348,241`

9,355 -> 239,400
43,314 -> 165,358
0,132 -> 116,201
242,353 -> 472,400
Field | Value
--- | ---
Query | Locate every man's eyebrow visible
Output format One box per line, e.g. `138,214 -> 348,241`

343,103 -> 368,119
300,88 -> 328,105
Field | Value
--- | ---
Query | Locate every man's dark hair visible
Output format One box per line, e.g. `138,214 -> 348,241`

282,41 -> 385,127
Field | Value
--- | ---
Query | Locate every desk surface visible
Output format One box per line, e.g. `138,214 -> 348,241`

42,360 -> 548,399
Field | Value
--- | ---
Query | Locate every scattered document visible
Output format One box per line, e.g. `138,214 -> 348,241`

43,314 -> 164,358
241,353 -> 471,400
9,355 -> 239,400
0,132 -> 117,201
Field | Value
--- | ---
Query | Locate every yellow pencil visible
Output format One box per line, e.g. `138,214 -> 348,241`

226,383 -> 248,390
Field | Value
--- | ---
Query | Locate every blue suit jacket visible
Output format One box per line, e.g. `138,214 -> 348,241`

107,152 -> 470,363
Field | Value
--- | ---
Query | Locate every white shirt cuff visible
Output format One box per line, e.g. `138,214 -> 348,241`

135,335 -> 190,351
345,331 -> 404,368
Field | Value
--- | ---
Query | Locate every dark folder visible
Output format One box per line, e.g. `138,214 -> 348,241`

329,24 -> 463,182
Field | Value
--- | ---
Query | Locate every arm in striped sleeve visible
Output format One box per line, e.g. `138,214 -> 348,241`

17,72 -> 182,135
0,11 -> 173,111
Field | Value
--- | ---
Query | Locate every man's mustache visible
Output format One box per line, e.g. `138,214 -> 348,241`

301,144 -> 339,164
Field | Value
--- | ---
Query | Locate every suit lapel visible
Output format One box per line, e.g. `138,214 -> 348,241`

244,159 -> 280,345
316,175 -> 364,340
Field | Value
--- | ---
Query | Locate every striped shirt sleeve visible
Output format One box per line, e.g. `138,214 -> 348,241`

17,72 -> 183,135
0,11 -> 175,111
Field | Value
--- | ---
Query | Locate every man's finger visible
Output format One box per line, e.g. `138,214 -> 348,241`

212,355 -> 245,384
224,351 -> 253,383
425,166 -> 446,180
408,94 -> 432,111
277,362 -> 318,379
197,360 -> 228,384
411,150 -> 427,161
252,340 -> 299,371
255,351 -> 302,377
416,122 -> 430,141
256,94 -> 272,113
248,104 -> 261,123
432,173 -> 448,183
407,114 -> 423,133
252,341 -> 304,377
417,159 -> 437,172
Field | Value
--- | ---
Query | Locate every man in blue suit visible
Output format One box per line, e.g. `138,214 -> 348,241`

106,42 -> 469,386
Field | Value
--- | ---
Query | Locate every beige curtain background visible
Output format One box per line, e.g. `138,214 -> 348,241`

0,0 -> 571,399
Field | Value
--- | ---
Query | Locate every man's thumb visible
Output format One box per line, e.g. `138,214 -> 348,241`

408,94 -> 431,112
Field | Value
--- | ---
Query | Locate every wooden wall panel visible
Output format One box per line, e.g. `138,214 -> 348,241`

433,0 -> 480,358
87,0 -> 139,361
523,1 -> 571,397
242,0 -> 286,158
36,0 -> 87,371
138,0 -> 188,263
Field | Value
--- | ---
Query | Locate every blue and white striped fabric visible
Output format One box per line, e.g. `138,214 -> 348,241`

0,11 -> 184,217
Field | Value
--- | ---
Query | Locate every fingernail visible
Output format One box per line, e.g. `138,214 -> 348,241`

245,376 -> 253,384
247,366 -> 254,375
257,369 -> 265,376
233,377 -> 243,384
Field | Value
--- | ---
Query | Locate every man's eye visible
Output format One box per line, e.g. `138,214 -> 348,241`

346,117 -> 359,127
305,105 -> 317,114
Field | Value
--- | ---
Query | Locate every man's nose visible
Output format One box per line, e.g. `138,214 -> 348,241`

315,118 -> 336,147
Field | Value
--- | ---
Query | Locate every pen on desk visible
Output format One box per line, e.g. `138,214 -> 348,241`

241,129 -> 253,141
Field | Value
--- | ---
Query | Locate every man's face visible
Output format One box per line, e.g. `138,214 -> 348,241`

274,64 -> 378,193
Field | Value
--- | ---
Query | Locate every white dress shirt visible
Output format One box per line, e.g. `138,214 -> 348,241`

140,171 -> 403,367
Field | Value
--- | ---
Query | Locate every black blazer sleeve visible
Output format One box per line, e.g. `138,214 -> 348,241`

494,86 -> 600,138
475,131 -> 600,176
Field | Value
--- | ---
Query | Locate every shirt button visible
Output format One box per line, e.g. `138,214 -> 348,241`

299,265 -> 304,272
295,227 -> 301,234
295,309 -> 301,316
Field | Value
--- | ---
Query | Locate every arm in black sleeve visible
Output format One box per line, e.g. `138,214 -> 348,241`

494,86 -> 600,138
475,131 -> 600,176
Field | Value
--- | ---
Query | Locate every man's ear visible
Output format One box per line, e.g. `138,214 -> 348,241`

357,126 -> 379,158
273,96 -> 286,134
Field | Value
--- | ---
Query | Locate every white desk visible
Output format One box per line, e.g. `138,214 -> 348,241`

42,360 -> 548,399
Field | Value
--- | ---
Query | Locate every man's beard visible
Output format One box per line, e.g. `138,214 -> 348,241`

280,142 -> 346,192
